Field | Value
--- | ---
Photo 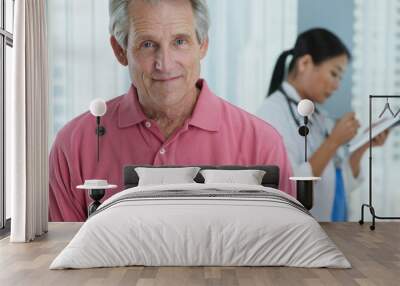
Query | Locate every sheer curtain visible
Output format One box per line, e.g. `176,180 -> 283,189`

9,0 -> 48,242
48,0 -> 298,144
350,0 -> 400,220
203,0 -> 298,114
47,0 -> 128,144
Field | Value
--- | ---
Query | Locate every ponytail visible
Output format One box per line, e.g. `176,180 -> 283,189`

267,28 -> 351,97
267,49 -> 293,96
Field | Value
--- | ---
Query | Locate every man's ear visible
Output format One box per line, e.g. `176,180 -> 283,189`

110,35 -> 128,66
297,54 -> 313,73
199,36 -> 209,60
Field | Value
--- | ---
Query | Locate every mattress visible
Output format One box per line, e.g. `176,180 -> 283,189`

50,183 -> 351,269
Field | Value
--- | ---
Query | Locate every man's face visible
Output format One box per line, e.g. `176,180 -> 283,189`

125,0 -> 208,109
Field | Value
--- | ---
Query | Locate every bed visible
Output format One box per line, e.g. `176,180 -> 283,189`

50,165 -> 350,269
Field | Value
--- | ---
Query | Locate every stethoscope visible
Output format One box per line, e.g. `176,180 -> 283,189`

278,86 -> 343,168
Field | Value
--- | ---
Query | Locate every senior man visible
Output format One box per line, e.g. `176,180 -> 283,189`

49,0 -> 294,221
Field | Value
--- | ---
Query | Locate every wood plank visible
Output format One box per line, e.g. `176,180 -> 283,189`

0,222 -> 399,285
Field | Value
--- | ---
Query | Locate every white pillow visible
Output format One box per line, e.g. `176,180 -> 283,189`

135,167 -> 200,186
200,169 -> 266,185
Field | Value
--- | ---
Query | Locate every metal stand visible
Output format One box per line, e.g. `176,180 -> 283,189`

359,95 -> 400,230
77,181 -> 117,219
95,116 -> 106,162
296,180 -> 314,210
88,189 -> 105,216
292,114 -> 320,211
290,177 -> 321,210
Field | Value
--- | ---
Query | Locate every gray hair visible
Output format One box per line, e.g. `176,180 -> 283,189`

109,0 -> 210,49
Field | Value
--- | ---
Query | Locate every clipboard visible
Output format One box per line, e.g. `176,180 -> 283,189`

348,115 -> 400,153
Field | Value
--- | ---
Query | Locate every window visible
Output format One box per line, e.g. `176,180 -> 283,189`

350,0 -> 400,219
0,0 -> 14,233
47,0 -> 129,144
203,0 -> 297,113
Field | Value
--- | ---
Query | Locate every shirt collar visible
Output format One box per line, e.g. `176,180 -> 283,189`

188,79 -> 221,132
282,81 -> 302,103
118,85 -> 147,128
118,79 -> 221,131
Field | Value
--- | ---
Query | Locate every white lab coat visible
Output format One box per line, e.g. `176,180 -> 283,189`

257,82 -> 362,221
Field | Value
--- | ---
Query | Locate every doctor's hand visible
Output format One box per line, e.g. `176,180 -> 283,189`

329,112 -> 360,147
360,129 -> 390,149
372,130 -> 390,147
349,129 -> 389,178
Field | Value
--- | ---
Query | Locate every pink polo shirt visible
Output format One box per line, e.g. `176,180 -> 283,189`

49,80 -> 294,221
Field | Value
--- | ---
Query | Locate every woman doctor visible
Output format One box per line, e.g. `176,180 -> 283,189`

258,28 -> 388,221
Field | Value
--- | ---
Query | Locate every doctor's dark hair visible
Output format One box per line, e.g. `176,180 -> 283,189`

267,28 -> 351,96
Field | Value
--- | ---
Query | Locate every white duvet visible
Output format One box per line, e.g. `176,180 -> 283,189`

50,183 -> 351,269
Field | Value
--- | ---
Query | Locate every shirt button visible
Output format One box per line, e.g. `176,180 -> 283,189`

145,121 -> 151,128
159,148 -> 166,155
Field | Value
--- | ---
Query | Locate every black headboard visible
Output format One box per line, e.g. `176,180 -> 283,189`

123,165 -> 280,189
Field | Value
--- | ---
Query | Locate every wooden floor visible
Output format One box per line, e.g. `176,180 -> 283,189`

0,222 -> 399,286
